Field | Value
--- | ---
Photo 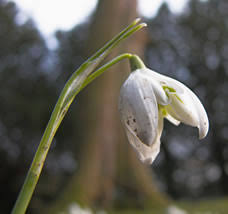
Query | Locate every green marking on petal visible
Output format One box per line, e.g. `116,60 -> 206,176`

158,104 -> 168,117
162,85 -> 176,93
162,85 -> 184,104
174,94 -> 184,104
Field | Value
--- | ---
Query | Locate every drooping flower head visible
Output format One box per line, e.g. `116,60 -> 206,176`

118,55 -> 209,164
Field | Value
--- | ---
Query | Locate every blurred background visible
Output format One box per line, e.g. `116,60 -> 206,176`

0,0 -> 228,213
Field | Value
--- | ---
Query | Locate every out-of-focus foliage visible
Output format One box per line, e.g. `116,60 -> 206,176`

146,0 -> 228,199
1,0 -> 228,213
0,1 -> 82,212
0,0 -> 57,212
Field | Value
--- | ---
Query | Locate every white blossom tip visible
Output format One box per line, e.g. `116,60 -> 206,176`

198,116 -> 209,139
133,18 -> 141,24
141,23 -> 147,27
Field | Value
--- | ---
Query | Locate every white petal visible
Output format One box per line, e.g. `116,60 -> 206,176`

123,111 -> 164,164
139,69 -> 170,105
167,93 -> 199,126
119,70 -> 159,146
181,87 -> 209,139
163,78 -> 209,139
141,68 -> 184,94
165,114 -> 181,126
142,68 -> 209,139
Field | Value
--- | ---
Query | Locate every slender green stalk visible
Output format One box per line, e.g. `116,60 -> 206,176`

88,18 -> 140,61
61,22 -> 147,108
11,19 -> 146,214
80,53 -> 132,90
129,54 -> 146,71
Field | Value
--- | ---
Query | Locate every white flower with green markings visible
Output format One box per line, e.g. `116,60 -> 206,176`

119,56 -> 209,164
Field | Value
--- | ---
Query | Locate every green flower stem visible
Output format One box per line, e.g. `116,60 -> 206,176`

11,19 -> 146,214
129,54 -> 146,71
80,53 -> 133,90
61,21 -> 146,108
89,18 -> 141,61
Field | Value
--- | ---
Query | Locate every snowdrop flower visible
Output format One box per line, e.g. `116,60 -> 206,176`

118,56 -> 209,164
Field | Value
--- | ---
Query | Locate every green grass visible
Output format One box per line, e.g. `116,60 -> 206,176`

179,197 -> 228,214
108,197 -> 228,214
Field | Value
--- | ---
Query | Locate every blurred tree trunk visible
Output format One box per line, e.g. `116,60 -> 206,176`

46,0 -> 169,212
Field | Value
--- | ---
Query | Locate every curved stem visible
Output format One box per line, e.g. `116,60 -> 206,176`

129,54 -> 146,71
80,53 -> 132,90
11,19 -> 146,214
